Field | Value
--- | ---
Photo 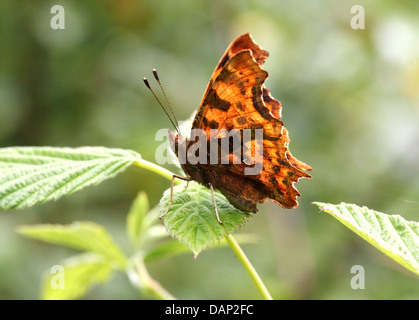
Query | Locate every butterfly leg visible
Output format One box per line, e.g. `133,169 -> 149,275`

159,174 -> 191,220
209,183 -> 223,225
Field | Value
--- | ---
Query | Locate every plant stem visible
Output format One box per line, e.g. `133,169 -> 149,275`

225,234 -> 273,300
135,158 -> 273,300
135,254 -> 176,300
134,159 -> 178,183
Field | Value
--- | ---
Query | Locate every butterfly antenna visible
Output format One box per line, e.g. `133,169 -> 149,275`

143,76 -> 179,134
152,69 -> 181,135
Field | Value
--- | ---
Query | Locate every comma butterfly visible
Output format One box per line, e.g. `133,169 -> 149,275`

144,33 -> 312,224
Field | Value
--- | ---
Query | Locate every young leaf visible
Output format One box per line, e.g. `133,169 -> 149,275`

17,221 -> 127,268
42,253 -> 114,300
0,146 -> 140,210
159,181 -> 253,256
313,202 -> 419,276
126,191 -> 149,245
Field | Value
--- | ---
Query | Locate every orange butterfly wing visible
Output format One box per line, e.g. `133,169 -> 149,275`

185,33 -> 311,212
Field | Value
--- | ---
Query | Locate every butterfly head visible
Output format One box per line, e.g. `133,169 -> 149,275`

168,129 -> 178,155
168,129 -> 187,157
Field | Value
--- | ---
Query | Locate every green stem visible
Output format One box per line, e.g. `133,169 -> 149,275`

133,159 -> 177,182
135,254 -> 176,300
225,234 -> 273,300
135,158 -> 273,300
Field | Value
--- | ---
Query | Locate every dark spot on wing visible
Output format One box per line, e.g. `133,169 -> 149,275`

203,117 -> 219,129
236,116 -> 247,125
206,88 -> 231,111
279,159 -> 288,167
236,80 -> 245,88
208,120 -> 219,129
236,101 -> 245,111
218,54 -> 231,70
251,84 -> 272,120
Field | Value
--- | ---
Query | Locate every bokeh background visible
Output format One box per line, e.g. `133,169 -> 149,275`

1,0 -> 418,299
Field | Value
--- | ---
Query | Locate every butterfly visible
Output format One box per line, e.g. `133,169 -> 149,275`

144,33 -> 312,224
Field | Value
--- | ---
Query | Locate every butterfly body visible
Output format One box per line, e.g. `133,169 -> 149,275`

166,33 -> 311,219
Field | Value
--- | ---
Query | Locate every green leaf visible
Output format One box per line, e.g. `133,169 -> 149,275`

41,253 -> 114,300
0,146 -> 140,210
126,191 -> 149,245
143,240 -> 191,262
17,221 -> 127,268
313,202 -> 419,276
159,181 -> 253,256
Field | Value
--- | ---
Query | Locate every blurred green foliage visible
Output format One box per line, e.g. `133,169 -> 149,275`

0,0 -> 418,299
